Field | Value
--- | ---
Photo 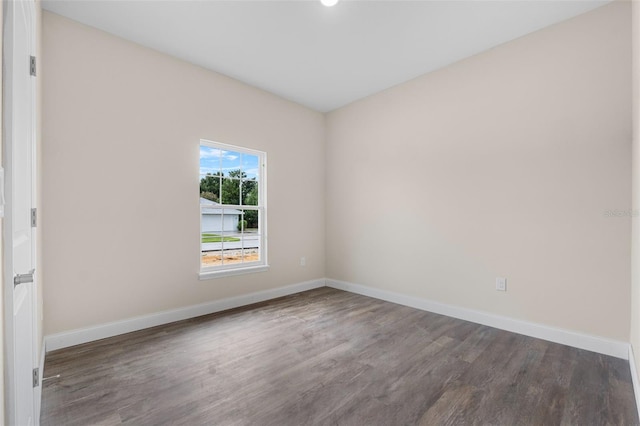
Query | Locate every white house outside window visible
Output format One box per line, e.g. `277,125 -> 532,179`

199,140 -> 268,279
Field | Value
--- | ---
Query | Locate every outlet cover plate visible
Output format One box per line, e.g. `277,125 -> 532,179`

496,277 -> 507,292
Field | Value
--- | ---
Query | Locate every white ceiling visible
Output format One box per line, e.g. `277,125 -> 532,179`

42,0 -> 610,112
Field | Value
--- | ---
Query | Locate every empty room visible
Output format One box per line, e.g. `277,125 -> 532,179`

3,0 -> 640,424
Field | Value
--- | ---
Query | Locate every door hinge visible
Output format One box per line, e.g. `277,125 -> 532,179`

30,56 -> 36,77
14,269 -> 34,287
31,208 -> 36,227
33,368 -> 39,387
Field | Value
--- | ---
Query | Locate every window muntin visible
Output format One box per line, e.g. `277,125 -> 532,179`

200,140 -> 267,277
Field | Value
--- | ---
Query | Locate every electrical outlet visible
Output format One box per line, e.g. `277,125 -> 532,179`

300,257 -> 306,267
496,277 -> 507,292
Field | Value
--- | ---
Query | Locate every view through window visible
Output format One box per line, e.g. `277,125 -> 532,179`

199,140 -> 266,276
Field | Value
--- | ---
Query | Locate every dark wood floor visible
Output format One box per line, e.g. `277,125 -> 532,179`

41,287 -> 638,425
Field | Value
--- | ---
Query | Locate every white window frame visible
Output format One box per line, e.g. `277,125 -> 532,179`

199,139 -> 268,279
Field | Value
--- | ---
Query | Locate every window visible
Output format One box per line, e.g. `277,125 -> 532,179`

199,140 -> 267,279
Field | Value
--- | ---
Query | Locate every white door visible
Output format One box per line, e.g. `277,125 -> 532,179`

4,0 -> 38,425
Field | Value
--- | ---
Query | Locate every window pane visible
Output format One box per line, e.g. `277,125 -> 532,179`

241,178 -> 259,206
239,208 -> 259,232
200,146 -> 223,202
236,209 -> 260,264
221,150 -> 241,174
202,250 -> 222,267
201,204 -> 224,234
240,247 -> 260,263
221,177 -> 241,205
242,154 -> 259,180
200,147 -> 221,175
200,173 -> 221,203
221,249 -> 245,266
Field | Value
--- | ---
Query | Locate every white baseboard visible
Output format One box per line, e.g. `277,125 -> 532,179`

45,276 -> 629,361
45,278 -> 326,352
326,278 -> 629,359
629,345 -> 640,420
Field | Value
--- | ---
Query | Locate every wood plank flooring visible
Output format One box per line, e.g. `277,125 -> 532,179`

41,287 -> 639,425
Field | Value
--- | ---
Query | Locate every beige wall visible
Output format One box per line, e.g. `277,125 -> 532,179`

43,3 -> 632,346
42,12 -> 325,334
631,0 -> 640,382
326,2 -> 631,341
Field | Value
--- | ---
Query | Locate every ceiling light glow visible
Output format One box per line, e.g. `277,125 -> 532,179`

321,0 -> 339,7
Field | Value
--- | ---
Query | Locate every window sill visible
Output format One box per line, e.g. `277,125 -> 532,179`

199,264 -> 270,280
